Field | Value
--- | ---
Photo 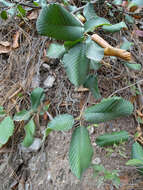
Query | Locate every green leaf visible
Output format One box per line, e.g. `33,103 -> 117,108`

120,39 -> 133,50
90,60 -> 102,70
86,38 -> 104,62
96,130 -> 129,147
64,37 -> 84,50
113,0 -> 122,5
30,87 -> 44,111
84,17 -> 110,33
17,5 -> 26,17
36,4 -> 84,41
67,5 -> 77,12
92,164 -> 105,177
0,116 -> 14,148
84,75 -> 101,99
122,62 -> 141,71
33,1 -> 39,7
47,114 -> 74,131
0,0 -> 15,7
69,126 -> 93,179
43,128 -> 52,141
83,96 -> 133,123
34,0 -> 46,7
131,142 -> 143,174
112,176 -> 120,188
47,43 -> 65,58
102,21 -> 127,33
132,142 -> 143,160
22,119 -> 36,147
0,106 -> 6,117
62,43 -> 89,86
126,159 -> 143,166
137,117 -> 143,124
125,14 -> 134,24
131,0 -> 143,6
7,7 -> 17,16
13,110 -> 31,121
0,10 -> 8,20
83,3 -> 97,20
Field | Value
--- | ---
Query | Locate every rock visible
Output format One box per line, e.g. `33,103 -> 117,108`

40,152 -> 46,162
88,126 -> 94,135
18,183 -> 23,190
25,183 -> 30,190
47,172 -> 52,182
92,157 -> 101,165
42,63 -> 50,70
92,142 -> 97,146
20,138 -> 42,153
43,75 -> 55,88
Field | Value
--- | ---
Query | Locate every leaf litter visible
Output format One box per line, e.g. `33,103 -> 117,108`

0,0 -> 143,189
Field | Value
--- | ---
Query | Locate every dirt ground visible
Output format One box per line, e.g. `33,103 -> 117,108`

0,1 -> 143,190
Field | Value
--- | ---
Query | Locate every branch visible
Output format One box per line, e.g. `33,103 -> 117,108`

91,34 -> 132,61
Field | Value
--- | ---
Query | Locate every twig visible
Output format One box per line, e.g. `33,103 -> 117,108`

8,87 -> 22,100
91,34 -> 132,61
109,79 -> 143,97
46,111 -> 53,120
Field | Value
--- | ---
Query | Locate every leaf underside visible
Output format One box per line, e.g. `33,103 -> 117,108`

69,126 -> 93,179
96,130 -> 129,147
84,96 -> 133,123
47,114 -> 74,131
102,22 -> 127,33
62,43 -> 89,86
0,116 -> 14,147
131,142 -> 143,175
30,87 -> 44,111
84,75 -> 101,99
22,119 -> 36,147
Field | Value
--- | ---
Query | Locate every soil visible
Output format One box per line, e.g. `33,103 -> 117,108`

0,1 -> 143,190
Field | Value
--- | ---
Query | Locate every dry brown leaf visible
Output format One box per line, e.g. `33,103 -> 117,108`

77,14 -> 86,23
122,1 -> 128,8
0,41 -> 11,46
119,175 -> 129,185
136,110 -> 143,117
27,10 -> 38,20
129,5 -> 138,12
135,30 -> 143,37
130,95 -> 136,104
136,94 -> 143,109
0,44 -> 11,54
91,34 -> 132,61
12,31 -> 20,49
76,86 -> 89,92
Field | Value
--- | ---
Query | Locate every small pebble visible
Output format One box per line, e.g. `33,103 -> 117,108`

20,138 -> 42,152
43,75 -> 55,88
88,126 -> 94,135
42,63 -> 50,70
47,172 -> 52,182
92,157 -> 101,165
92,143 -> 97,146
